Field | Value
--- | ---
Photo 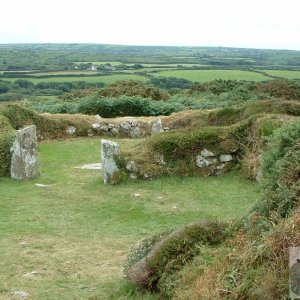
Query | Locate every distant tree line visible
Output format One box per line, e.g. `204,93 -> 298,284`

0,79 -> 105,101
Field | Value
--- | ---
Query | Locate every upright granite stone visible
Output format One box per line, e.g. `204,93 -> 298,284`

101,139 -> 121,184
11,125 -> 39,180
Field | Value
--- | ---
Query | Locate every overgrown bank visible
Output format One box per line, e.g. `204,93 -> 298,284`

123,118 -> 300,299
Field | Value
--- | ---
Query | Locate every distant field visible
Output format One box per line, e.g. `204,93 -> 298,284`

30,71 -> 102,76
3,74 -> 149,84
141,63 -> 209,67
262,70 -> 300,79
152,70 -> 269,82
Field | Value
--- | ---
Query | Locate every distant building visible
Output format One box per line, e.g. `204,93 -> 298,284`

91,65 -> 98,71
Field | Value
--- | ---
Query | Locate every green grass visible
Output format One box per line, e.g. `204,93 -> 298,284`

3,74 -> 149,85
0,138 -> 262,299
152,69 -> 269,82
30,71 -> 102,76
262,70 -> 300,79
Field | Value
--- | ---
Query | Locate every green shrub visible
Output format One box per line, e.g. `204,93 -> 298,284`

0,115 -> 15,176
251,119 -> 300,217
98,80 -> 170,101
150,76 -> 193,90
255,79 -> 300,100
261,119 -> 300,189
77,95 -> 185,117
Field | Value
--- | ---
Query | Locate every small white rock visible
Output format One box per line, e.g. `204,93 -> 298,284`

216,163 -> 226,170
23,271 -> 39,278
66,126 -> 76,134
35,183 -> 49,187
92,123 -> 101,129
126,161 -> 139,172
219,154 -> 233,162
200,149 -> 215,157
130,174 -> 138,179
13,291 -> 29,299
75,163 -> 102,170
134,193 -> 141,197
196,155 -> 217,168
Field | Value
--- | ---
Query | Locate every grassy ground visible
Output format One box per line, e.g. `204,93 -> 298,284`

30,71 -> 103,76
0,138 -> 262,299
3,74 -> 149,85
262,70 -> 300,79
152,69 -> 269,82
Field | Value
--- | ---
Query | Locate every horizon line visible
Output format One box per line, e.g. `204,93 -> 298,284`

0,42 -> 299,52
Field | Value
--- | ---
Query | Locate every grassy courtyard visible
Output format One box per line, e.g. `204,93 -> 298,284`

0,138 -> 262,299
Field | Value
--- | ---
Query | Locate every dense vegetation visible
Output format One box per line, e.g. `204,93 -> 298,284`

14,78 -> 298,118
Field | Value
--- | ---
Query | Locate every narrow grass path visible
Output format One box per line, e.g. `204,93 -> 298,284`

0,138 -> 262,299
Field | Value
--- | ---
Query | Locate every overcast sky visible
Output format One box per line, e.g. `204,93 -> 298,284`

1,0 -> 299,50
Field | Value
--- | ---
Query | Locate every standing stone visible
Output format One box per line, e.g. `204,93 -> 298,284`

151,118 -> 164,134
11,125 -> 39,180
101,139 -> 121,184
289,247 -> 300,299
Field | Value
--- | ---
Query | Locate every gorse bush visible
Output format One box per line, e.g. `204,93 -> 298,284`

150,76 -> 193,90
256,79 -> 300,100
251,119 -> 300,217
261,119 -> 300,187
191,79 -> 255,95
98,80 -> 170,100
77,95 -> 185,117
